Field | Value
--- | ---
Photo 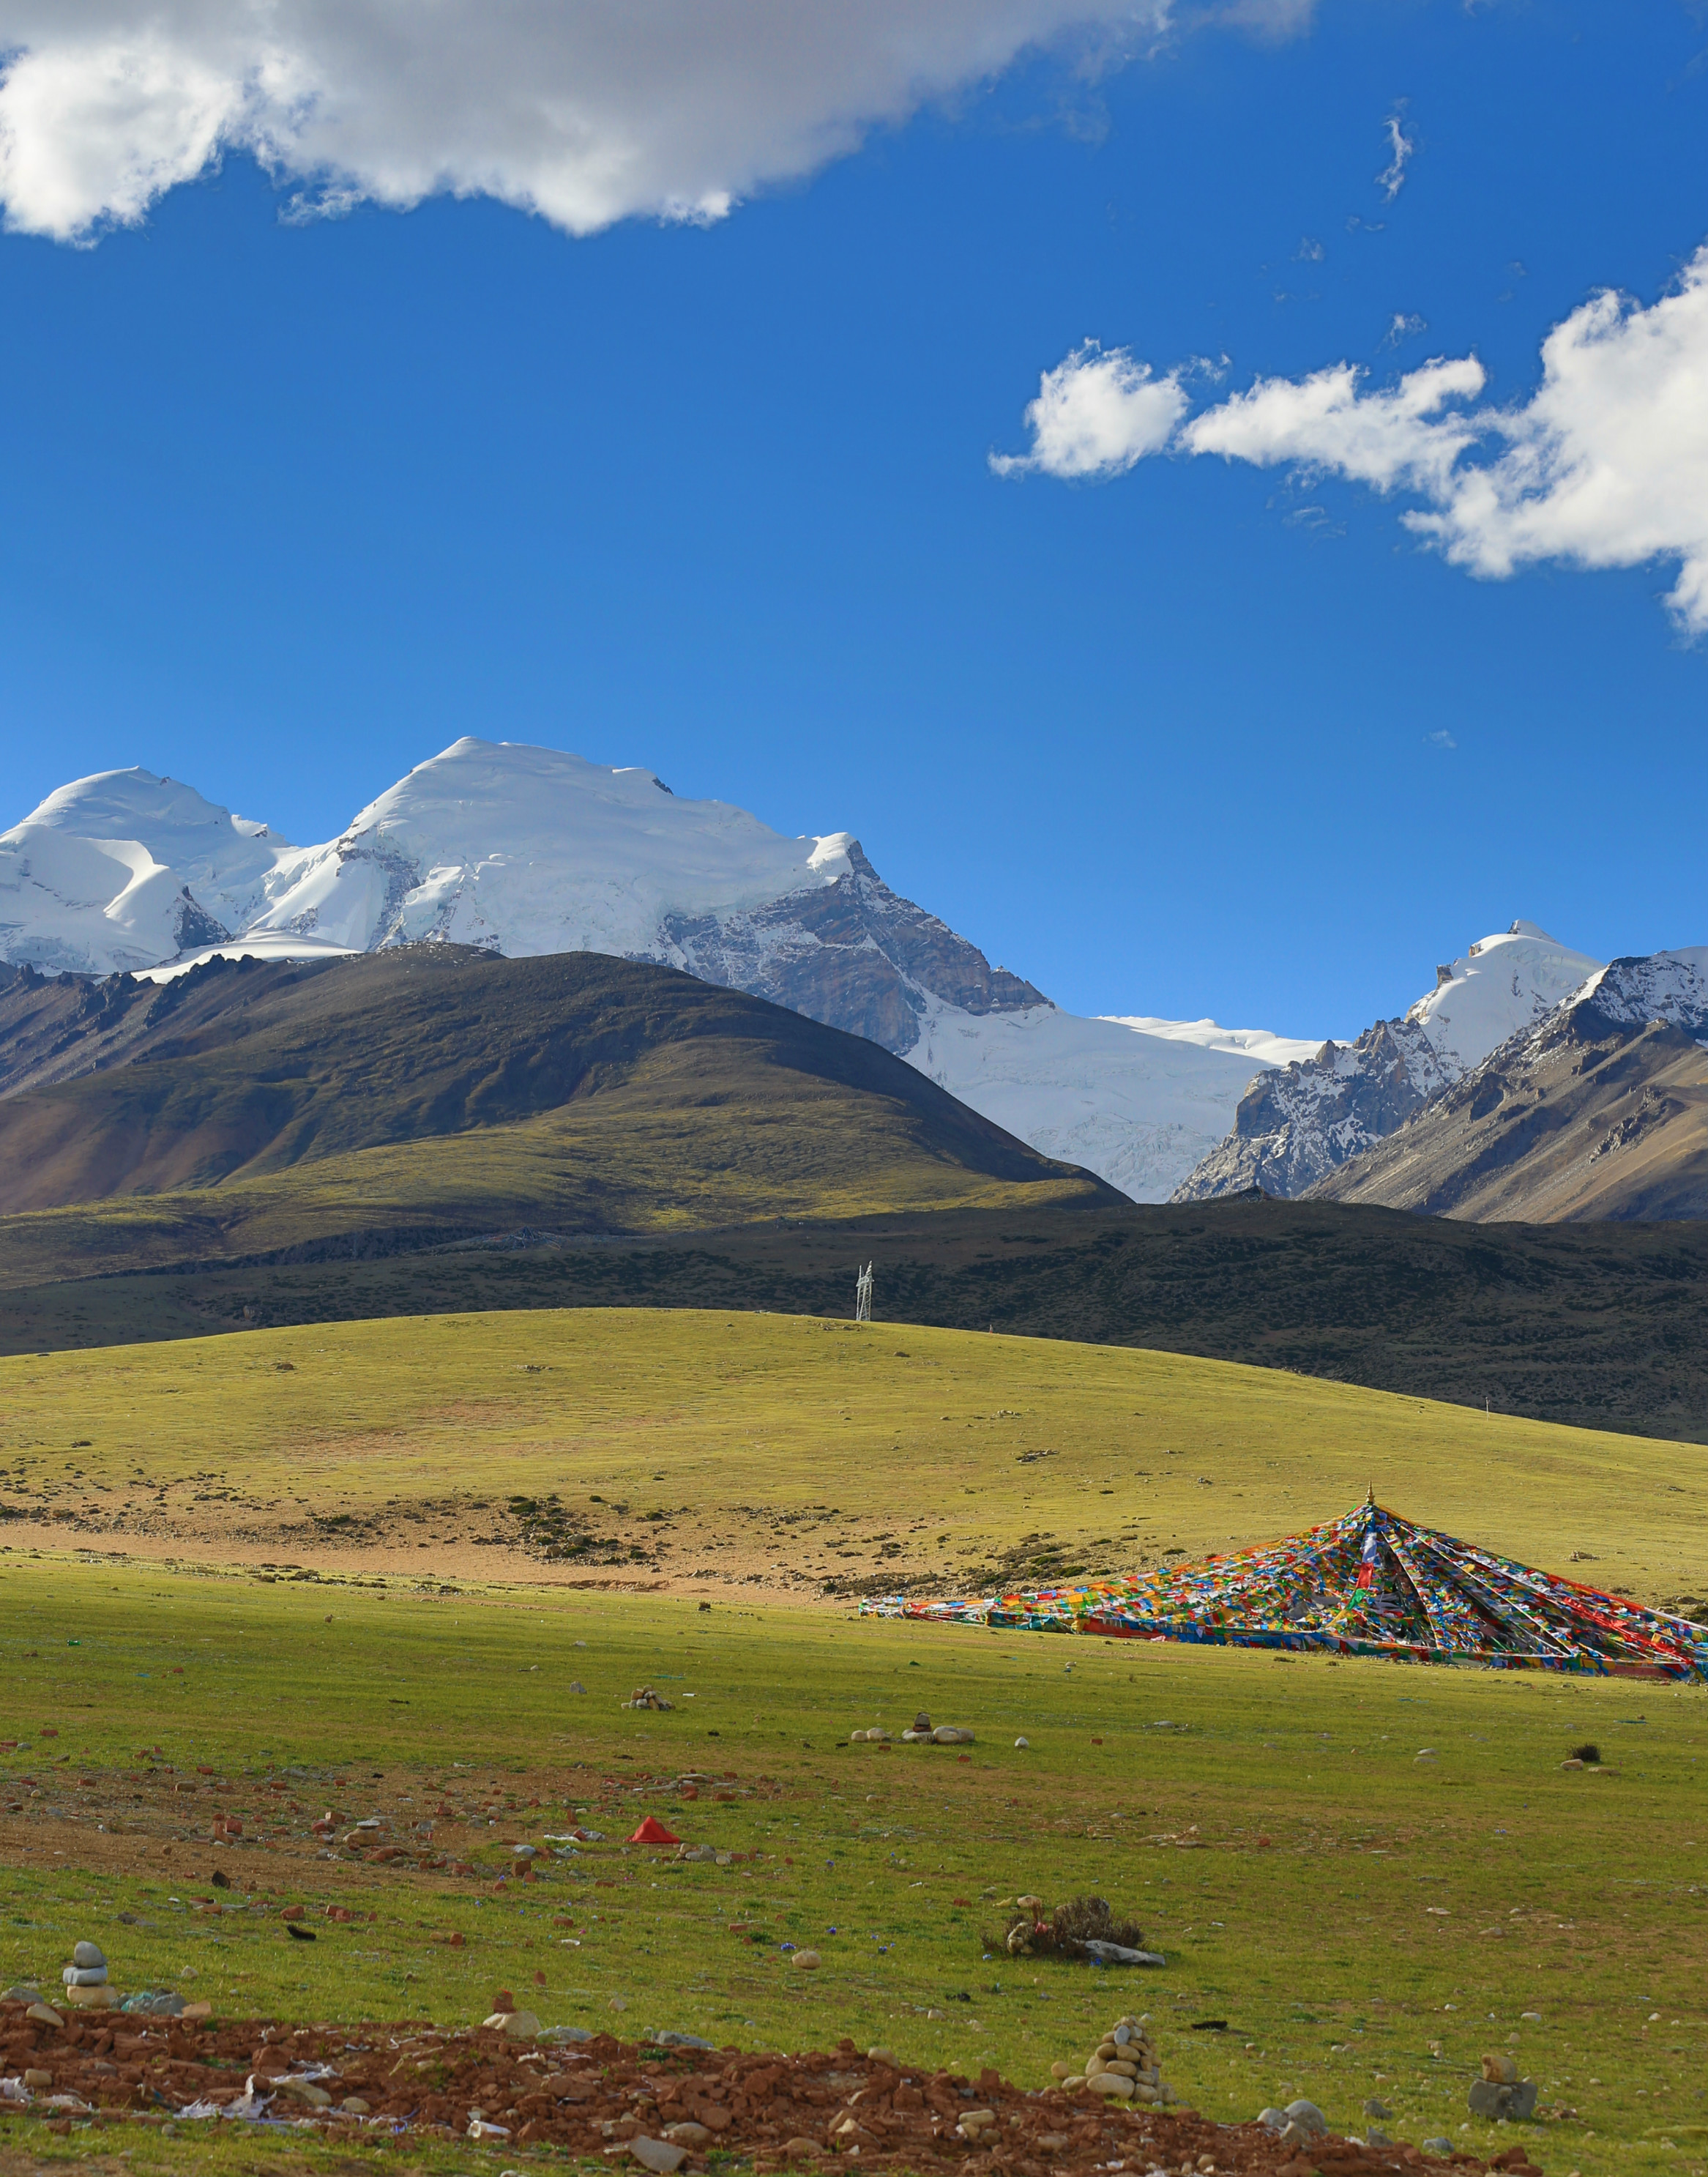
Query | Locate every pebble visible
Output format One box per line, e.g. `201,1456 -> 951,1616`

867,2047 -> 897,2066
663,2121 -> 712,2147
72,1943 -> 105,1971
570,1681 -> 586,1694
1014,1736 -> 1031,1748
25,2003 -> 63,2028
791,1949 -> 821,1971
1363,2097 -> 1394,2120
340,2096 -> 372,2115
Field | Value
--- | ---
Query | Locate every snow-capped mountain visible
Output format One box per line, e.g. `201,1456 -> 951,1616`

0,739 -> 1317,1200
0,770 -> 305,975
1311,949 -> 1708,1221
1173,922 -> 1606,1201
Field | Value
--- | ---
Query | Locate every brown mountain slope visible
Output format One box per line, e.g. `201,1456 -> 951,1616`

1310,1004 -> 1708,1219
0,950 -> 1115,1267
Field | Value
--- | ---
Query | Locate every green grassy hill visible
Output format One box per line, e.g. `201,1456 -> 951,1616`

4,1307 -> 1703,1612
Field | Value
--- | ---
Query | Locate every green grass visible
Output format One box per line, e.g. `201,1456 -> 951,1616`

1,1309 -> 1705,1608
0,1552 -> 1704,2177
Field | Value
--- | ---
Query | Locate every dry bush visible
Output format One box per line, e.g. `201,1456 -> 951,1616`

982,1892 -> 1146,1960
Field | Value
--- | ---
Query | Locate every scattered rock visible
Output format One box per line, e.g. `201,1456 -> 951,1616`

1364,2098 -> 1394,2120
1469,2077 -> 1538,2121
932,1724 -> 975,1744
663,2121 -> 712,2147
867,2046 -> 897,2065
791,1949 -> 821,1971
1014,1736 -> 1031,1748
623,1689 -> 674,1711
340,2095 -> 372,2115
624,2136 -> 689,2172
273,2076 -> 333,2107
482,2008 -> 543,2038
71,1943 -> 105,1971
570,1681 -> 586,1694
1282,2101 -> 1327,2137
1422,2139 -> 1455,2156
1480,2053 -> 1519,2085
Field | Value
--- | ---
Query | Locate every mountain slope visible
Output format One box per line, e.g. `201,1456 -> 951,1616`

1174,922 -> 1604,1200
1311,950 -> 1708,1221
0,948 -> 1116,1282
0,741 -> 1316,1200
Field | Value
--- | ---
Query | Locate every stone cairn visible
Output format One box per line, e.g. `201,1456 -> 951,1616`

1051,2013 -> 1174,2105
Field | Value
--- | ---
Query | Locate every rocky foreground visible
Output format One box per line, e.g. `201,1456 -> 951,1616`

0,2002 -> 1550,2177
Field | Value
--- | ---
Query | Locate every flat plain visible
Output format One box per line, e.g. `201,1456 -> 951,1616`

0,1555 -> 1702,2177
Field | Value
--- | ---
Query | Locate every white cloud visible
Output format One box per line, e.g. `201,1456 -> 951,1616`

1425,729 -> 1456,748
997,242 -> 1708,634
990,340 -> 1189,479
1375,106 -> 1414,201
0,0 -> 1308,244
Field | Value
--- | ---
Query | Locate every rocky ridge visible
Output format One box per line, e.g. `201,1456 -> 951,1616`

1310,949 -> 1708,1221
1174,923 -> 1603,1202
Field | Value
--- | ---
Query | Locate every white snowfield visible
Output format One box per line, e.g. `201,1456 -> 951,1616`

1403,920 -> 1606,1071
912,1000 -> 1319,1202
0,738 -> 1319,1201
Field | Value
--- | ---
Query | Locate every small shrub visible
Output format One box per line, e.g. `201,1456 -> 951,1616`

1571,1741 -> 1600,1765
982,1892 -> 1146,1960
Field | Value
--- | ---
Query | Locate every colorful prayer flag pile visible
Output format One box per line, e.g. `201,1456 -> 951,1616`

859,1494 -> 1708,1680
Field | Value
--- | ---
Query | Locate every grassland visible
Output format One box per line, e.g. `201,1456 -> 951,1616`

0,1552 -> 1704,2177
1,1310 -> 1704,1610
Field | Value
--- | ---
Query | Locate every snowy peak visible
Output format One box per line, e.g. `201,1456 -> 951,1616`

248,737 -> 861,958
1173,921 -> 1608,1203
1572,948 -> 1708,1034
1405,921 -> 1605,1072
0,765 -> 303,976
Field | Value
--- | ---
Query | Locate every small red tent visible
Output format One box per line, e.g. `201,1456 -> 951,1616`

629,1815 -> 680,1845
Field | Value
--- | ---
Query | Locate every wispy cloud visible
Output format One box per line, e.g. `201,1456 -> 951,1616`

994,240 -> 1708,636
1425,729 -> 1458,749
1382,312 -> 1428,346
1375,105 -> 1415,201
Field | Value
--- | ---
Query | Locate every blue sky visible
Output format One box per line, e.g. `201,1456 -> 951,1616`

1,0 -> 1705,1036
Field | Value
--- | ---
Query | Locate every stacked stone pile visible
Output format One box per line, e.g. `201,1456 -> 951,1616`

1051,2013 -> 1174,2104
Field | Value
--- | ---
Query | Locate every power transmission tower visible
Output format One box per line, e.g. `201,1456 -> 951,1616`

854,1262 -> 873,1324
